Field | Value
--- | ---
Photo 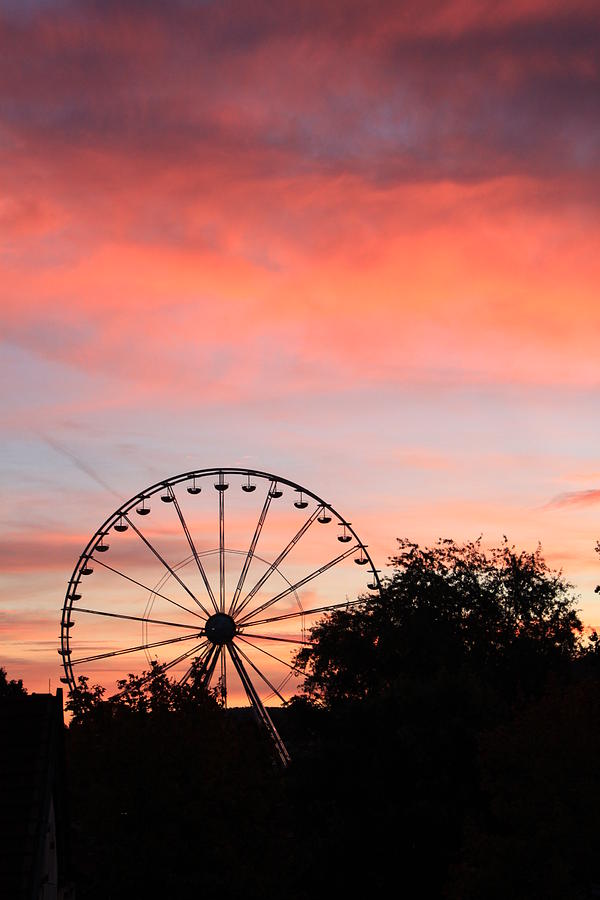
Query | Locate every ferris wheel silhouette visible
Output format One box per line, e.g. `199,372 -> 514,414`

60,467 -> 382,764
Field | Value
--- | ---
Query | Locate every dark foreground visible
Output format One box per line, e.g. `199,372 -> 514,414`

67,671 -> 600,900
7,538 -> 600,898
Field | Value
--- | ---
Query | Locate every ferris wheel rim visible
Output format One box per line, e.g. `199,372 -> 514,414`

59,467 -> 382,764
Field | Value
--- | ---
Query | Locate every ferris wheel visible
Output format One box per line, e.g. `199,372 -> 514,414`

60,468 -> 382,764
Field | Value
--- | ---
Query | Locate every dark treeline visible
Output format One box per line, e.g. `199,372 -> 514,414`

33,540 -> 600,897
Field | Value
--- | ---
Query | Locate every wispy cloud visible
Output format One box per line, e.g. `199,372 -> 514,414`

544,489 -> 600,510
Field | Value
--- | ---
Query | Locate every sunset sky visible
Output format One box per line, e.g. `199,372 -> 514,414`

1,0 -> 599,693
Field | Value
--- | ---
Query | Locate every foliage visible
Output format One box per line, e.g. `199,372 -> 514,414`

65,657 -> 222,725
0,665 -> 27,698
289,538 -> 589,896
296,537 -> 583,708
65,676 -> 105,723
447,676 -> 600,899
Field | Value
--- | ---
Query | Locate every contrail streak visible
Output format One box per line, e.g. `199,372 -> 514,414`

40,433 -> 122,500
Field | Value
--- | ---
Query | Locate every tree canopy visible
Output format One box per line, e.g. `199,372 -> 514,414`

0,666 -> 27,699
296,537 -> 583,708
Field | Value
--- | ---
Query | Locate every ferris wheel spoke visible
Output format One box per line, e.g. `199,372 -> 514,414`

228,482 -> 275,616
237,636 -> 305,676
178,642 -> 212,686
107,640 -> 208,700
237,544 -> 359,625
239,632 -> 312,645
227,642 -> 290,767
240,597 -> 367,629
234,505 -> 323,618
167,485 -> 218,616
163,641 -> 209,675
90,556 -> 205,621
70,630 -> 204,666
202,643 -> 222,689
181,641 -> 218,688
234,642 -> 287,704
74,607 -> 204,630
220,646 -> 227,707
219,484 -> 225,612
123,513 -> 207,616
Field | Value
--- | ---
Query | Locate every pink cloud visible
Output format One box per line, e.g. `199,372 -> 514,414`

544,490 -> 600,510
2,173 -> 599,410
1,0 -> 598,404
0,532 -> 90,573
0,610 -> 57,637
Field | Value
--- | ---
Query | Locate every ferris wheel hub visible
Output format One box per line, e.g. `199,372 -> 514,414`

205,612 -> 236,645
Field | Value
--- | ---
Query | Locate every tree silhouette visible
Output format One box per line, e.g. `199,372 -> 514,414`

0,665 -> 27,698
290,538 -> 586,897
66,657 -> 222,725
296,537 -> 583,707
